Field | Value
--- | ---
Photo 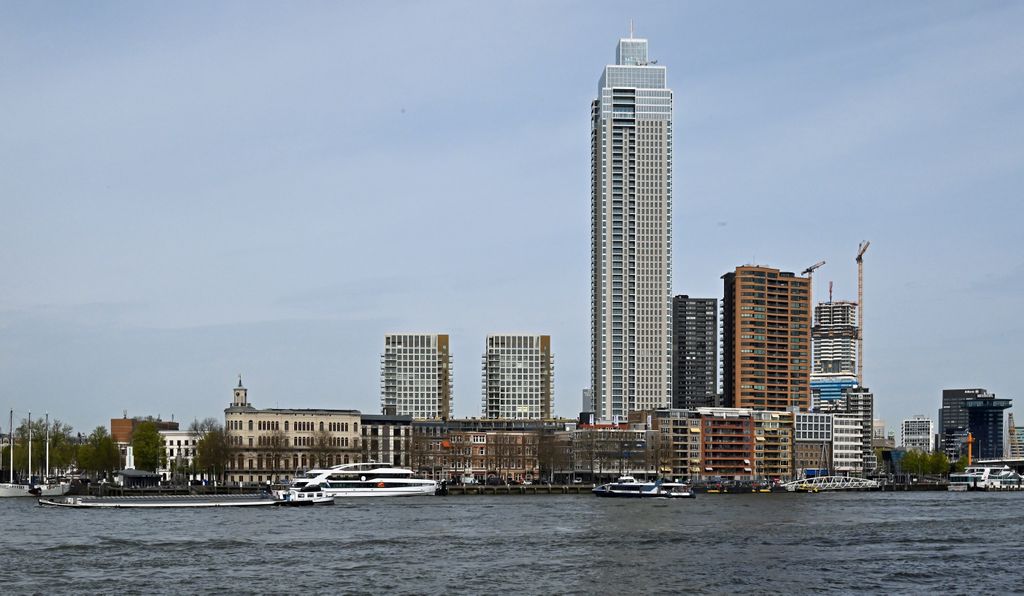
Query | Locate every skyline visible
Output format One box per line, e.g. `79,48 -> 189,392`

2,2 -> 1023,433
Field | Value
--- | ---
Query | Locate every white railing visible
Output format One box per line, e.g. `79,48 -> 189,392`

780,476 -> 879,491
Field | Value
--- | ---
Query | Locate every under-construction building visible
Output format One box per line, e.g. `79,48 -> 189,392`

810,300 -> 859,408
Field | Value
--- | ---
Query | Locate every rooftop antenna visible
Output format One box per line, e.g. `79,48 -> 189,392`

629,19 -> 634,39
828,281 -> 833,304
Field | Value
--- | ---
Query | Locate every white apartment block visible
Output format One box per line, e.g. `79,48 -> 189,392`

158,429 -> 202,483
380,333 -> 453,420
591,35 -> 673,421
481,334 -> 554,420
901,415 -> 934,452
833,414 -> 864,476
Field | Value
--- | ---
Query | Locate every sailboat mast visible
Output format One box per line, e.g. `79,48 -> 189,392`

8,410 -> 12,483
46,412 -> 50,479
28,411 -> 32,484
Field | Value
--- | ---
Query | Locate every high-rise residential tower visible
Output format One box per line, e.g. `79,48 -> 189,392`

721,265 -> 812,411
481,334 -> 554,420
590,34 -> 673,421
380,333 -> 453,420
810,300 -> 859,407
672,295 -> 717,409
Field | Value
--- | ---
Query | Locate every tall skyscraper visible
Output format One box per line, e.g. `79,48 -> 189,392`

481,334 -> 554,420
380,333 -> 453,420
672,295 -> 717,409
721,265 -> 812,411
810,300 -> 859,407
590,34 -> 673,421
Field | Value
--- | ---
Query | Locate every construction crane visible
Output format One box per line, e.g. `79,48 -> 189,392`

802,260 -> 825,301
856,241 -> 870,385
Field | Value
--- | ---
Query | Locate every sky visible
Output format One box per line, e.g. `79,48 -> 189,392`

2,1 -> 1022,435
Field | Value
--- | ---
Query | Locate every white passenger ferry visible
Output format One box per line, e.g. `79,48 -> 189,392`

592,476 -> 695,499
292,462 -> 437,497
948,465 -> 1024,491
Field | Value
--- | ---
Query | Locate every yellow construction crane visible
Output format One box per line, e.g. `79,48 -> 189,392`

856,241 -> 870,385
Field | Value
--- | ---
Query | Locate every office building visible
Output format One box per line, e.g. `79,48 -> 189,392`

591,34 -> 673,421
481,334 -> 554,420
965,394 -> 1011,460
380,333 -> 453,420
672,295 -> 717,409
939,388 -> 989,459
901,415 -> 934,452
721,265 -> 812,411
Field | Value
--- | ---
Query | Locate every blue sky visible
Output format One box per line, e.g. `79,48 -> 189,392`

2,1 -> 1022,435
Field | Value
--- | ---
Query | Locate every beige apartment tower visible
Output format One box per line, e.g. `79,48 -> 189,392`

481,334 -> 554,420
591,34 -> 673,421
380,333 -> 453,420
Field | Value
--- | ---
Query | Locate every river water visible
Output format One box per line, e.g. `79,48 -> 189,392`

1,491 -> 1021,594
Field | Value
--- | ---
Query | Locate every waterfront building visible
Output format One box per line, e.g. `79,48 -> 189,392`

819,386 -> 876,474
224,380 -> 361,484
695,407 -> 756,480
901,415 -> 934,452
653,409 -> 703,480
590,33 -> 673,422
571,423 -> 665,483
795,413 -> 833,477
481,334 -> 554,420
752,410 -> 794,480
360,414 -> 412,468
832,414 -> 864,475
672,295 -> 717,409
965,394 -> 1012,460
409,418 -> 573,483
380,333 -> 453,420
721,265 -> 812,411
157,429 -> 201,483
939,388 -> 990,459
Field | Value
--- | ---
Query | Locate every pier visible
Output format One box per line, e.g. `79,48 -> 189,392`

443,484 -> 594,495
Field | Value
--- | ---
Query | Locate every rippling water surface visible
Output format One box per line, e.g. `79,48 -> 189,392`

2,491 -> 1021,594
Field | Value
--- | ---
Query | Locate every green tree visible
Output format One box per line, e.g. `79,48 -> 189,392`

195,425 -> 233,485
901,450 -> 923,477
131,421 -> 165,472
926,451 -> 950,475
953,455 -> 969,473
77,426 -> 120,478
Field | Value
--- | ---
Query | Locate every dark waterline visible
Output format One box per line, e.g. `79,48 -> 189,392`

2,492 -> 1022,594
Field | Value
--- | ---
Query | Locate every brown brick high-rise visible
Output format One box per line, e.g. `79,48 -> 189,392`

722,265 -> 812,411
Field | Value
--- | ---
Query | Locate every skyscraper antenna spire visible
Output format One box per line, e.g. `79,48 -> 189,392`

629,19 -> 635,39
